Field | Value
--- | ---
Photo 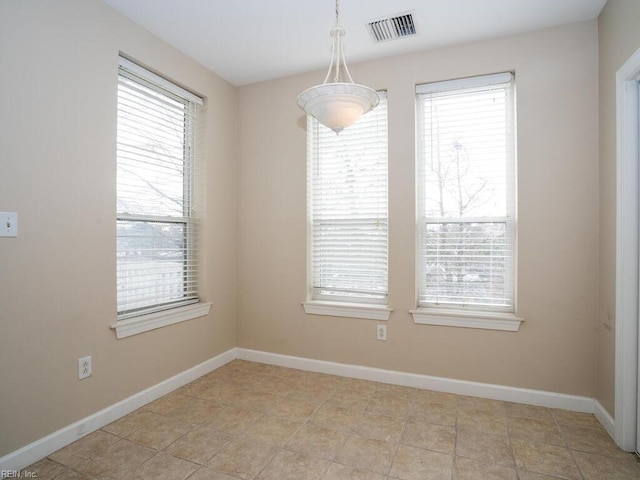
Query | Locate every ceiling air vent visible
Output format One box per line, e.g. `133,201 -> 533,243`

366,11 -> 417,43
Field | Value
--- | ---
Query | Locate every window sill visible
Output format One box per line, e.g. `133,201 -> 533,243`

410,307 -> 523,332
111,302 -> 212,339
303,300 -> 392,321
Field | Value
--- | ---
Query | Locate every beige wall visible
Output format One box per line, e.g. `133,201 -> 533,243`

0,0 -> 237,457
597,0 -> 640,417
237,21 -> 600,397
0,0 -> 610,460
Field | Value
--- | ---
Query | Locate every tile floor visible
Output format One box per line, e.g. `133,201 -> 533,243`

21,359 -> 640,479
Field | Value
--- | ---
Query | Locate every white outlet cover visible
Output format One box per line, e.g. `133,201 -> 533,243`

78,355 -> 92,380
0,212 -> 17,237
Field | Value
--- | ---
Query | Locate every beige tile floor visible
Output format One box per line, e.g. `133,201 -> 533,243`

21,359 -> 640,479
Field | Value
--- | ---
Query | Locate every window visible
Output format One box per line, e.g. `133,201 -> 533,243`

414,73 -> 521,330
303,93 -> 390,320
114,57 -> 209,337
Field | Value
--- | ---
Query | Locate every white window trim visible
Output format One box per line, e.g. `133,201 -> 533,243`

306,92 -> 389,312
303,300 -> 392,321
111,302 -> 212,339
415,72 -> 517,319
410,307 -> 523,332
415,72 -> 513,94
116,56 -> 204,326
119,56 -> 204,106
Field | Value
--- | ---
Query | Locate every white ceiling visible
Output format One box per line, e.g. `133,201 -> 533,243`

102,0 -> 607,86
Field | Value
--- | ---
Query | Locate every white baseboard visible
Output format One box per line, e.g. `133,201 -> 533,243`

236,348 -> 596,413
0,348 -> 236,473
1,346 -> 612,473
594,399 -> 616,439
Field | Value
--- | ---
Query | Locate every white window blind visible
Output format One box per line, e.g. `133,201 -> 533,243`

116,57 -> 202,319
308,92 -> 388,304
416,73 -> 516,311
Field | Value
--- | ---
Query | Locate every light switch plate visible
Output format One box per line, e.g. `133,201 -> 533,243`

0,212 -> 17,237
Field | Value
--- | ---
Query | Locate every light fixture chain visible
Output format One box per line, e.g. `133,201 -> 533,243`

296,0 -> 380,133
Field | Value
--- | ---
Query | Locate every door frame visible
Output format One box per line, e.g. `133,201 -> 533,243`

615,46 -> 640,452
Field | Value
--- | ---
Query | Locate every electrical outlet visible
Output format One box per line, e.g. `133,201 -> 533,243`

377,324 -> 387,341
78,355 -> 92,380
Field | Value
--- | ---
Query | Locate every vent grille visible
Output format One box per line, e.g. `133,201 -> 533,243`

366,12 -> 417,43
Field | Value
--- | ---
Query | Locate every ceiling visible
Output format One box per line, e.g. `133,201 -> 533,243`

102,0 -> 607,86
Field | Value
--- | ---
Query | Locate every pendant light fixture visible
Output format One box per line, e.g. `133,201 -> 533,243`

297,0 -> 380,134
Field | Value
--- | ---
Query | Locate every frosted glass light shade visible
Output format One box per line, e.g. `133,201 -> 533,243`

297,82 -> 380,133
